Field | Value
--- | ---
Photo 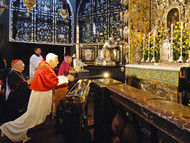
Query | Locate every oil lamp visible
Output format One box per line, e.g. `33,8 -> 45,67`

60,1 -> 69,19
23,0 -> 36,16
0,0 -> 8,15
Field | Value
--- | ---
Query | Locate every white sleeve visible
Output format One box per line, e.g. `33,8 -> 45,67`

30,56 -> 43,69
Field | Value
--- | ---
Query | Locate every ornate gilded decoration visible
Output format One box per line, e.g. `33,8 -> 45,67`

135,0 -> 190,64
129,0 -> 151,63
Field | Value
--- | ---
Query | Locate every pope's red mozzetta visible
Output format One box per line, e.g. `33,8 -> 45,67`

30,60 -> 58,91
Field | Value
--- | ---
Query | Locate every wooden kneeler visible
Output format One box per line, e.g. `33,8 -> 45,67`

52,83 -> 68,119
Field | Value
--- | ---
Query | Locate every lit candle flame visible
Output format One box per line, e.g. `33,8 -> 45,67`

104,73 -> 109,78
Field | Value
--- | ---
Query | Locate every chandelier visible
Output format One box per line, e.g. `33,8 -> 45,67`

60,1 -> 69,19
23,0 -> 36,16
0,0 -> 8,15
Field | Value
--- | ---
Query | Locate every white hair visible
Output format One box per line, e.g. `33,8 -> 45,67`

46,53 -> 58,63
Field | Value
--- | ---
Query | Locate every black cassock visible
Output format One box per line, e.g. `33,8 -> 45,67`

3,70 -> 31,122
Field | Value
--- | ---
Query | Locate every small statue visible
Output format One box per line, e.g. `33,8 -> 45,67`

94,37 -> 118,66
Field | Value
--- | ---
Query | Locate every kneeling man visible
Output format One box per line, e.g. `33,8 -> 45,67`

0,53 -> 74,142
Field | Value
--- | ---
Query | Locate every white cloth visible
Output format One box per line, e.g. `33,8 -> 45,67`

29,54 -> 43,79
57,75 -> 69,85
0,90 -> 52,142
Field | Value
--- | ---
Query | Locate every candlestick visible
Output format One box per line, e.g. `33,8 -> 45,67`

120,28 -> 123,39
178,22 -> 183,62
128,24 -> 130,64
141,34 -> 145,62
169,24 -> 174,62
146,32 -> 150,62
151,30 -> 155,62
120,11 -> 123,21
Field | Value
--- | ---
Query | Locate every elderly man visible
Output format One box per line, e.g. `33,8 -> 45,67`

58,55 -> 74,76
0,53 -> 74,142
3,59 -> 32,122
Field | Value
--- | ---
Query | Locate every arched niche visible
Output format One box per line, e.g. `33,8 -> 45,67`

163,2 -> 183,30
167,8 -> 179,29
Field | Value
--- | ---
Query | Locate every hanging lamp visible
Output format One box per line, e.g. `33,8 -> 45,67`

60,1 -> 69,19
0,0 -> 8,15
23,0 -> 36,16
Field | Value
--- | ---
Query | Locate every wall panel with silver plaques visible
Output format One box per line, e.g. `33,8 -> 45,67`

9,0 -> 74,46
77,0 -> 128,44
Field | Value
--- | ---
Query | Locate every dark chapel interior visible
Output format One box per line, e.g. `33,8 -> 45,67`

1,0 -> 190,143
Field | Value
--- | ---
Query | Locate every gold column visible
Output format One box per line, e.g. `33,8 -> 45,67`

129,0 -> 151,63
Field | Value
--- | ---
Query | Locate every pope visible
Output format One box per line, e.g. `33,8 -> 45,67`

0,53 -> 74,142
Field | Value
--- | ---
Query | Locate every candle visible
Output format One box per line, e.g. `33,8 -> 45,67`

151,30 -> 156,62
141,34 -> 145,62
153,30 -> 155,50
146,32 -> 150,62
181,22 -> 183,47
120,11 -> 123,21
143,34 -> 145,53
171,24 -> 173,44
169,24 -> 174,62
148,32 -> 150,54
178,22 -> 183,62
127,0 -> 131,63
120,28 -> 123,38
170,24 -> 173,57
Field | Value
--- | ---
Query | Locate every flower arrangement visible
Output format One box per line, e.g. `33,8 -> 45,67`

173,21 -> 189,61
144,27 -> 165,62
143,22 -> 189,62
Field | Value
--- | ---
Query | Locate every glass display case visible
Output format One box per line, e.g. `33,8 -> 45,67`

58,79 -> 91,143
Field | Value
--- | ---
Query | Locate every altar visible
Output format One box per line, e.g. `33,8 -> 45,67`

125,63 -> 189,104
